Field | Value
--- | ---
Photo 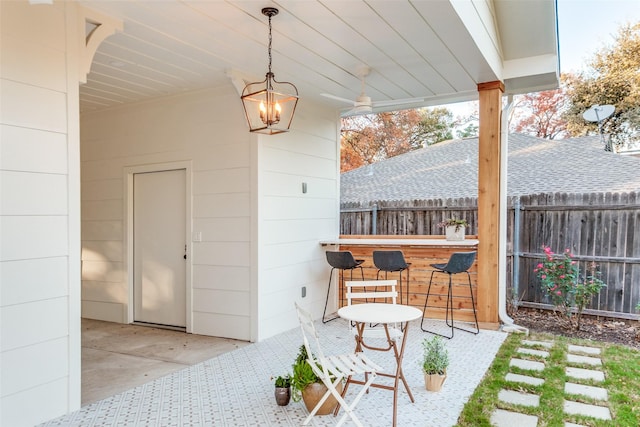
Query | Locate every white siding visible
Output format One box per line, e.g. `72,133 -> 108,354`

256,104 -> 340,340
1,80 -> 67,133
1,258 -> 68,306
2,337 -> 69,398
1,2 -> 81,424
0,1 -> 339,424
81,87 -> 340,342
80,87 -> 255,334
1,126 -> 68,173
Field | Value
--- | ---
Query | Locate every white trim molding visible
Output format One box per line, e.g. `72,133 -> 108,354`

124,161 -> 194,332
78,5 -> 123,84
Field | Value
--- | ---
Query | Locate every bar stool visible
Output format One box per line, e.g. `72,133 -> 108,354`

421,251 -> 479,338
373,250 -> 410,305
323,251 -> 365,323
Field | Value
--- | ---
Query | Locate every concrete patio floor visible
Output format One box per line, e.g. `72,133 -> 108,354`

43,318 -> 507,426
81,319 -> 251,404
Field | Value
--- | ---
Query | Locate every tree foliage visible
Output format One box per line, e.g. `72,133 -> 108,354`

563,22 -> 640,150
413,107 -> 455,146
510,89 -> 568,139
340,107 -> 460,172
340,109 -> 422,172
456,122 -> 479,139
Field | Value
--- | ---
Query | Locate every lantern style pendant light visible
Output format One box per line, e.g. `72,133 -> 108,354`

241,7 -> 298,135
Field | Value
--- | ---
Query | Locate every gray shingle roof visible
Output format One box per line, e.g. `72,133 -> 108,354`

341,133 -> 640,205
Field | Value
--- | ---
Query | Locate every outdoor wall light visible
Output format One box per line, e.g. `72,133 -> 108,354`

241,7 -> 298,135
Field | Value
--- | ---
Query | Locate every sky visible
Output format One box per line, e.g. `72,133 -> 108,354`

557,0 -> 640,73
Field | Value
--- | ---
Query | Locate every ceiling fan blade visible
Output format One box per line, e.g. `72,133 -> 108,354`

372,97 -> 424,108
340,105 -> 374,117
340,108 -> 357,117
320,93 -> 355,105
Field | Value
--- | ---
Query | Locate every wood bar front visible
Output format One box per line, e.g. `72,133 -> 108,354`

320,235 -> 484,325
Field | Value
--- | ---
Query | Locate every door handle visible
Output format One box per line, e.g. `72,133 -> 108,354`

184,244 -> 187,260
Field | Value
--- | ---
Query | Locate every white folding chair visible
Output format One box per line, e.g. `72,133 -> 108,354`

345,280 -> 404,342
295,302 -> 381,427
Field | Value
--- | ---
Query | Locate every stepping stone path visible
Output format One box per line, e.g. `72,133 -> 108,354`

490,339 -> 612,426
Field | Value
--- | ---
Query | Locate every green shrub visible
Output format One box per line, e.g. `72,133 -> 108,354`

290,345 -> 320,402
273,374 -> 290,388
534,245 -> 606,330
422,336 -> 449,375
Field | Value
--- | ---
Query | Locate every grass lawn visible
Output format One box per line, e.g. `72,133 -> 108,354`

456,332 -> 640,427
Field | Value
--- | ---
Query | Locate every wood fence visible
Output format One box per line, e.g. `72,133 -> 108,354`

340,192 -> 640,319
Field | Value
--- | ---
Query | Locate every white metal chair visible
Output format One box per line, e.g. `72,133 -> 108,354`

345,280 -> 404,342
295,302 -> 381,427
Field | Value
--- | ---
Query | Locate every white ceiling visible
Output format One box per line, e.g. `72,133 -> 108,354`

78,0 -> 559,115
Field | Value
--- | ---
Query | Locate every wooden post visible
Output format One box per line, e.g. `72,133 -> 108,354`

477,81 -> 504,325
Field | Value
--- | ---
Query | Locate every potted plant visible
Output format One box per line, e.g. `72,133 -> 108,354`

272,374 -> 291,406
438,218 -> 468,241
422,335 -> 449,391
291,345 -> 342,414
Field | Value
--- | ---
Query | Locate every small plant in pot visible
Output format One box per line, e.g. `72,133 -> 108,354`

422,335 -> 449,391
291,345 -> 342,414
272,374 -> 291,406
438,218 -> 468,241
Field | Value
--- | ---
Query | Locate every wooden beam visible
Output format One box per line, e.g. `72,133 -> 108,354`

477,81 -> 504,324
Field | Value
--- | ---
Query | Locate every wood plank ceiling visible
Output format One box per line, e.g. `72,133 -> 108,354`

78,0 -> 558,114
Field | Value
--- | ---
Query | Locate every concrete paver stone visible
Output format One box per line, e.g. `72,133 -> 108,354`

505,373 -> 545,386
564,400 -> 611,420
510,358 -> 545,372
565,367 -> 605,382
564,382 -> 608,401
492,339 -> 609,427
568,345 -> 601,355
490,409 -> 538,427
498,389 -> 540,407
522,340 -> 553,349
517,348 -> 550,358
567,354 -> 602,366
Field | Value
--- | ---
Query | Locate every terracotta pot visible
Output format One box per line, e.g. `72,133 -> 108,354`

274,386 -> 291,406
301,382 -> 344,415
424,372 -> 447,391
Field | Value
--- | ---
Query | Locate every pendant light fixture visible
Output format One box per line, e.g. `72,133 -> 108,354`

241,7 -> 298,135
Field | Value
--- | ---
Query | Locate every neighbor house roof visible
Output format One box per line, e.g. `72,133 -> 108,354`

341,133 -> 640,205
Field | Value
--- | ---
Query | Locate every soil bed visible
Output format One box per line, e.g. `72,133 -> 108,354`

510,307 -> 640,349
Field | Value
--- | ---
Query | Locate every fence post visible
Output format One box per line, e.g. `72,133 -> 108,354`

371,204 -> 377,235
513,197 -> 521,302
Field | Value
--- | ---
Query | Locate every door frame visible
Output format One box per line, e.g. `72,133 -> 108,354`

124,161 -> 193,332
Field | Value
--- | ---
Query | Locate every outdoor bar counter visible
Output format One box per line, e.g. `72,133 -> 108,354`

320,235 -> 480,323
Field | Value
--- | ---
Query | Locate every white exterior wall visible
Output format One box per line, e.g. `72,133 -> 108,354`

80,86 -> 338,342
80,87 -> 252,339
1,2 -> 82,425
255,104 -> 340,340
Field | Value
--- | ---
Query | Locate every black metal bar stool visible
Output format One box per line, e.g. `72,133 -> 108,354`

421,251 -> 479,338
373,250 -> 410,305
323,251 -> 365,323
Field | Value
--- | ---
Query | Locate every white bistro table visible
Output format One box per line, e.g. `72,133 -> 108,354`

337,303 -> 422,427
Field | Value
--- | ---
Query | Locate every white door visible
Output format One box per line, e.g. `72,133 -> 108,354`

133,169 -> 186,327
